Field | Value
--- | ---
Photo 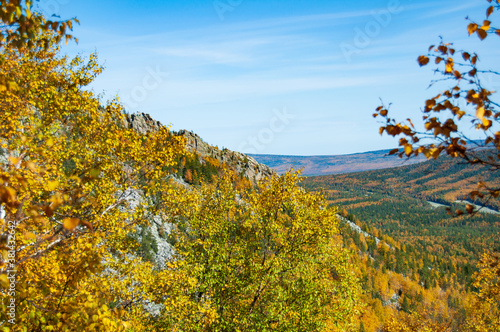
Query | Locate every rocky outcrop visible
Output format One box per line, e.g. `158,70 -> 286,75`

125,112 -> 275,183
177,129 -> 274,183
124,112 -> 162,134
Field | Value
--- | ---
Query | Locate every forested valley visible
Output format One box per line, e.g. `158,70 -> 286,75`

302,154 -> 500,331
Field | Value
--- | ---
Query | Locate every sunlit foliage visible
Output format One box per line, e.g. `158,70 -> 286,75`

166,171 -> 362,331
374,0 -> 500,214
0,9 -> 364,330
0,28 -> 188,330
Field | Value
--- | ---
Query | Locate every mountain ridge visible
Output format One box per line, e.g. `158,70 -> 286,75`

249,149 -> 427,176
125,112 -> 275,184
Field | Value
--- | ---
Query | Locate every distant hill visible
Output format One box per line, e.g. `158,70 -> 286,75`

249,149 -> 426,176
302,151 -> 500,210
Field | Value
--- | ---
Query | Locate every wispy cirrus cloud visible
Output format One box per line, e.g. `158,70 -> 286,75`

421,1 -> 485,19
63,0 -> 498,154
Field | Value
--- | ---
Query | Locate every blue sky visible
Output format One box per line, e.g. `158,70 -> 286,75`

37,0 -> 500,155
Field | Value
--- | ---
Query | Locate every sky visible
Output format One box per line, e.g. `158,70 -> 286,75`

35,0 -> 500,155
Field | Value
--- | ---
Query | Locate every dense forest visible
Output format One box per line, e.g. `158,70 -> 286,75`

302,153 -> 500,272
301,154 -> 500,331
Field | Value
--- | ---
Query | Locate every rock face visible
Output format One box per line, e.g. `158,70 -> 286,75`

177,129 -> 274,183
125,112 -> 275,183
125,112 -> 162,134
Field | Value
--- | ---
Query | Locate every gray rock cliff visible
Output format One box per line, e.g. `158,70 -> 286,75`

125,112 -> 275,183
178,129 -> 274,183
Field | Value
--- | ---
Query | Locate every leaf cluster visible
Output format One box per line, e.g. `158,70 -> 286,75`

374,0 -> 500,214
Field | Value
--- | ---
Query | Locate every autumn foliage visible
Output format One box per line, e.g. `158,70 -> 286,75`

168,171 -> 361,331
374,0 -> 500,214
2,0 -> 500,331
0,29 -> 189,330
0,4 -> 364,330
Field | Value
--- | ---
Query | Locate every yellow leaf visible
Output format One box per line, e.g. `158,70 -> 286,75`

404,144 -> 413,156
63,218 -> 79,230
0,274 -> 9,287
49,193 -> 64,209
47,180 -> 59,191
481,20 -> 491,30
468,23 -> 478,35
476,107 -> 485,119
80,220 -> 94,232
445,60 -> 454,73
24,232 -> 37,241
26,161 -> 37,172
482,118 -> 492,128
8,156 -> 20,165
89,169 -> 100,178
432,149 -> 440,159
425,99 -> 436,109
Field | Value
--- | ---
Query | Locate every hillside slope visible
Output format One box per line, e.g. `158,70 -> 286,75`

125,113 -> 493,331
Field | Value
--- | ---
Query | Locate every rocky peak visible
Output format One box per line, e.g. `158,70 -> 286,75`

177,129 -> 275,183
124,112 -> 275,183
124,112 -> 162,134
